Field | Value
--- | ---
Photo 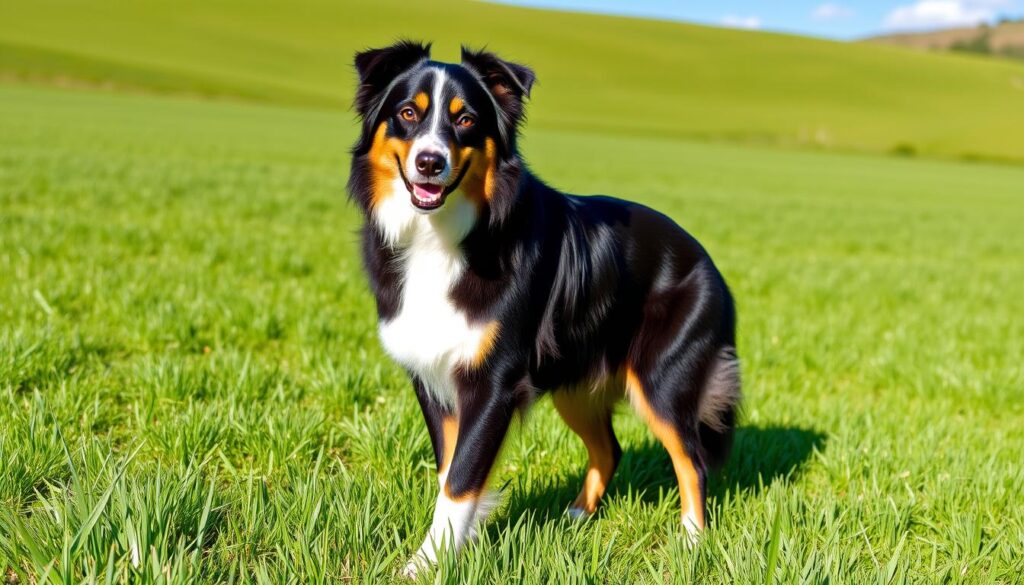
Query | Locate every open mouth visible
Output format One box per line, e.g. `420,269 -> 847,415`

396,155 -> 471,212
411,182 -> 445,210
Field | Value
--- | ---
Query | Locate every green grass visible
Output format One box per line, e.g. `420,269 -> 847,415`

2,82 -> 1023,583
3,0 -> 1024,161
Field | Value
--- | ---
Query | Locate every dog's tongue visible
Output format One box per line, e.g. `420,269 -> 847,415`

413,183 -> 443,203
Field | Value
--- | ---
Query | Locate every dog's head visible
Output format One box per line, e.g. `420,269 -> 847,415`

349,41 -> 534,234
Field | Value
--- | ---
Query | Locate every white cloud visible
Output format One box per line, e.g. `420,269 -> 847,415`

883,0 -> 1014,31
813,3 -> 855,21
721,14 -> 762,29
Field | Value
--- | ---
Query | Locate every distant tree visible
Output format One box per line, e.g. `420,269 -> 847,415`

1000,46 -> 1024,60
951,31 -> 992,55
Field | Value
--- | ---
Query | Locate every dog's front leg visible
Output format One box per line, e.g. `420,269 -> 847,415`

402,372 -> 521,578
411,377 -> 458,487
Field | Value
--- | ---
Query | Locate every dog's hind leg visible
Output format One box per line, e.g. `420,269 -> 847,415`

551,389 -> 622,518
625,367 -> 708,540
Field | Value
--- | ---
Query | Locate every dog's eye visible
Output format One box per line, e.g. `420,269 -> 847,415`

455,114 -> 475,129
399,107 -> 418,122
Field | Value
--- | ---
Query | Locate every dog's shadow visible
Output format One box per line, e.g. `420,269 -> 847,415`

493,425 -> 826,528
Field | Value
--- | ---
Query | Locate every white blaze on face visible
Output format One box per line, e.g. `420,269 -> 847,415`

405,68 -> 452,185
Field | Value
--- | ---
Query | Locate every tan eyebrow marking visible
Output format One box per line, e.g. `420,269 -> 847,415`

449,96 -> 464,114
414,92 -> 429,112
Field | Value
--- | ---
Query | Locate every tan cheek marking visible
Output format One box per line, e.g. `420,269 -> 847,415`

449,96 -> 464,114
454,137 -> 498,208
368,123 -> 391,169
414,92 -> 429,112
449,138 -> 467,173
481,138 -> 497,200
439,416 -> 459,476
470,321 -> 501,368
366,122 -> 411,208
626,368 -> 705,530
446,139 -> 483,208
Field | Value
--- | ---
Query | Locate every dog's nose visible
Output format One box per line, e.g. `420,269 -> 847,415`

415,152 -> 446,176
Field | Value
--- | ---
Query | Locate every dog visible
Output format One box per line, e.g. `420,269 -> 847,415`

348,41 -> 740,577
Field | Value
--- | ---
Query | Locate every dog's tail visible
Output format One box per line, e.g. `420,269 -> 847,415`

697,346 -> 741,469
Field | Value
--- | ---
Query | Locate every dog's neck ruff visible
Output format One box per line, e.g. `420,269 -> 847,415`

375,184 -> 488,409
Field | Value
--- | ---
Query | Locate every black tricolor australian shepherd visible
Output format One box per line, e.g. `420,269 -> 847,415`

348,41 -> 740,577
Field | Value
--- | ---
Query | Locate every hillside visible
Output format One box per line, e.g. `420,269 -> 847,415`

2,0 -> 1024,161
870,20 -> 1024,60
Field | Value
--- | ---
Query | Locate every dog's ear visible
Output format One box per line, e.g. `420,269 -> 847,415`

461,47 -> 535,143
353,40 -> 431,118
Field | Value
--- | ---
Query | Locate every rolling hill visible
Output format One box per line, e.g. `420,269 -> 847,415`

870,19 -> 1024,60
2,0 -> 1024,162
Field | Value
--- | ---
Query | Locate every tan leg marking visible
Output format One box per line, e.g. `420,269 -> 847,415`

625,368 -> 704,532
438,415 -> 459,479
552,391 -> 618,515
443,483 -> 480,503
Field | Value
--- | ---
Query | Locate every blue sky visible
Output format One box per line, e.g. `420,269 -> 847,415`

488,0 -> 1022,39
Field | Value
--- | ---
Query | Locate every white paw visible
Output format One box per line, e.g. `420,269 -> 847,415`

400,555 -> 431,580
401,542 -> 439,580
681,512 -> 702,548
566,506 -> 592,521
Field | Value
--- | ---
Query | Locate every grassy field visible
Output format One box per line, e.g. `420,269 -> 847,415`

3,0 -> 1024,162
2,81 -> 1023,583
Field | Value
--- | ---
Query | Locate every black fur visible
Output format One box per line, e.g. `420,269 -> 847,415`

348,41 -> 741,547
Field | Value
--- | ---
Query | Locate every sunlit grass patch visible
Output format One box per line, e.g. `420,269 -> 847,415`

1,84 -> 1022,583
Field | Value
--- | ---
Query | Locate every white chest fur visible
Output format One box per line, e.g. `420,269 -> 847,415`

378,216 -> 491,408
